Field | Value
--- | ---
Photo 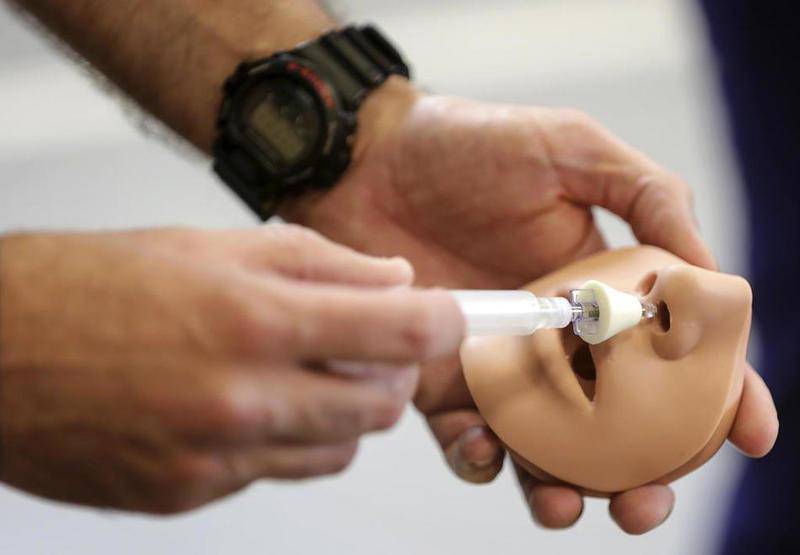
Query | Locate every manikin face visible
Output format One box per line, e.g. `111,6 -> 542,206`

460,246 -> 752,493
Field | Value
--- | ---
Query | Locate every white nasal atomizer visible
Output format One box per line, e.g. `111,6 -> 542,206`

451,280 -> 657,344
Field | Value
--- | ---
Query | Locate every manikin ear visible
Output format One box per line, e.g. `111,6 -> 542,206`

646,266 -> 751,361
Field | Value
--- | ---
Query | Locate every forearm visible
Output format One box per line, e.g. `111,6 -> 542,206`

11,0 -> 336,152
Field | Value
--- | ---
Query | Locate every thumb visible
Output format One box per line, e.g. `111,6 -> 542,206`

547,111 -> 717,270
620,172 -> 718,270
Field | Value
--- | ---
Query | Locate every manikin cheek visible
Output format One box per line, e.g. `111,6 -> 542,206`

463,326 -> 741,493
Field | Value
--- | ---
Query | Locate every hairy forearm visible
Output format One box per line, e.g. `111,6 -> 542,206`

11,0 -> 336,152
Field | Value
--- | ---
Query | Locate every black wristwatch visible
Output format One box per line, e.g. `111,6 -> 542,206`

213,24 -> 410,220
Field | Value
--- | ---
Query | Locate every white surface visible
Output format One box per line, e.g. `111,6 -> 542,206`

579,280 -> 646,345
0,0 -> 747,554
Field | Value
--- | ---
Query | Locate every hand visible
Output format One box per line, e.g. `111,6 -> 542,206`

0,224 -> 464,514
281,79 -> 779,533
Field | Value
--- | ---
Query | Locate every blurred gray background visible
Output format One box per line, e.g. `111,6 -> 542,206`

0,0 -> 749,553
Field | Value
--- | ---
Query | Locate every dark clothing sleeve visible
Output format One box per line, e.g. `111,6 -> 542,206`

699,1 -> 800,553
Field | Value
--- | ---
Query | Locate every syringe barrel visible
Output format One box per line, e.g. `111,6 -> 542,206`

451,290 -> 574,336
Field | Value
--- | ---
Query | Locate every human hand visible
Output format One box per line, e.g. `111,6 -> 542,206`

281,79 -> 778,533
0,224 -> 464,514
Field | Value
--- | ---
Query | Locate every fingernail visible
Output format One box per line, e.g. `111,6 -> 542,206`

460,426 -> 501,469
656,503 -> 674,528
468,455 -> 499,469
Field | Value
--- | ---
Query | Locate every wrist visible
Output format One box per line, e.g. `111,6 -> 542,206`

217,24 -> 418,222
352,76 -> 423,163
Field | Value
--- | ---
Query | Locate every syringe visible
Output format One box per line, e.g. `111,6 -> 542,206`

451,281 -> 657,344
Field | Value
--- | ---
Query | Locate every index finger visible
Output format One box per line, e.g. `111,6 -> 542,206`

728,364 -> 779,457
281,282 -> 466,363
553,115 -> 717,269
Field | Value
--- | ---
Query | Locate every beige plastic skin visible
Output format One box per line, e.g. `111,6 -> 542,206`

460,246 -> 752,493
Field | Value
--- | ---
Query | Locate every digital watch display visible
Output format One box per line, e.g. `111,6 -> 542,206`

213,25 -> 410,220
242,77 -> 321,168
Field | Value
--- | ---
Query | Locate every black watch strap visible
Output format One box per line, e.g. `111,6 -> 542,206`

295,25 -> 410,110
214,25 -> 409,220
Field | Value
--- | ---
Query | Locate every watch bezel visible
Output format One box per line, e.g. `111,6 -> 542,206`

222,54 -> 349,183
214,25 -> 406,220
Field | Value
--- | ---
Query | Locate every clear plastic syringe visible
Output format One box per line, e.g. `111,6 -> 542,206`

450,290 -> 587,336
451,286 -> 657,342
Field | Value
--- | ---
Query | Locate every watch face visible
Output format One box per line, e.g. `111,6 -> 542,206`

241,77 -> 324,170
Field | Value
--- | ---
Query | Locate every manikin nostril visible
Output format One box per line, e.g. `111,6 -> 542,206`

561,327 -> 596,402
571,344 -> 597,402
657,301 -> 671,332
572,344 -> 597,381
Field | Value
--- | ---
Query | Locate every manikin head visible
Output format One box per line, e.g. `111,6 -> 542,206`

460,246 -> 752,493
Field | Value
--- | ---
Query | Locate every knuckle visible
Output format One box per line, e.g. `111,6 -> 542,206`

670,173 -> 694,202
170,455 -> 216,487
215,287 -> 297,360
155,226 -> 209,254
298,442 -> 358,478
268,223 -> 326,248
149,456 -> 218,515
219,298 -> 265,358
639,172 -> 695,214
201,376 -> 272,440
150,491 -> 203,515
325,442 -> 359,474
558,108 -> 600,132
550,108 -> 610,151
257,225 -> 340,281
287,449 -> 355,479
264,310 -> 309,361
256,299 -> 306,357
157,225 -> 195,242
280,465 -> 317,480
644,171 -> 689,196
282,457 -> 325,480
